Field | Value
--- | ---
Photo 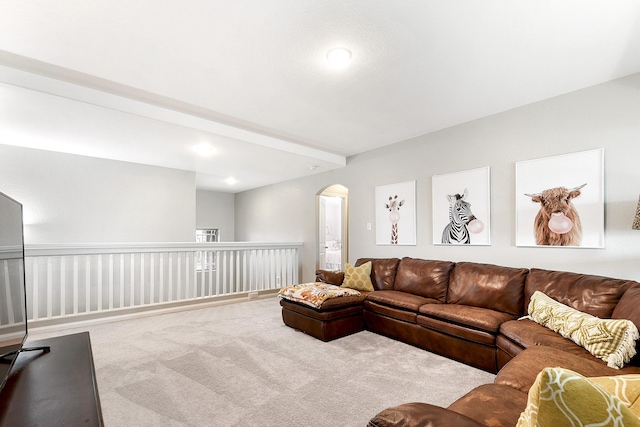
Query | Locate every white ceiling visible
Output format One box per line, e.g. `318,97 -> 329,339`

1,1 -> 639,192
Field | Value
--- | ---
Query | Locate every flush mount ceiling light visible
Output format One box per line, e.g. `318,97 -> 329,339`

224,177 -> 238,185
326,47 -> 352,68
194,143 -> 215,156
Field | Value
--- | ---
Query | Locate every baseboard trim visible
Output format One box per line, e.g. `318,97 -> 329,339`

28,289 -> 279,335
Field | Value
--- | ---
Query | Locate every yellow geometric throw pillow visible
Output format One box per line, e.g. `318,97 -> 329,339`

527,291 -> 639,369
516,367 -> 640,427
341,261 -> 374,292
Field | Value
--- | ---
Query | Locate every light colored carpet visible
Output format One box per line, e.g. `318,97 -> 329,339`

29,297 -> 495,427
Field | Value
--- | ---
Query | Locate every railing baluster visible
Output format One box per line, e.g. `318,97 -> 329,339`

129,253 -> 134,307
198,250 -> 204,298
207,251 -> 213,297
150,253 -> 155,304
2,260 -> 14,323
140,253 -> 145,306
235,251 -> 240,294
220,250 -> 226,295
241,251 -> 246,293
32,259 -> 39,320
119,254 -> 125,309
168,252 -> 174,302
177,252 -> 182,300
97,255 -> 103,312
108,254 -> 114,310
73,256 -> 78,315
60,256 -> 66,317
18,259 -> 25,322
188,251 -> 192,299
46,257 -> 53,319
215,251 -> 221,296
85,256 -> 91,313
159,253 -> 164,303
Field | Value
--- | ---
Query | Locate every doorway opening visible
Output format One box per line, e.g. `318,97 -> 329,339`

317,184 -> 348,271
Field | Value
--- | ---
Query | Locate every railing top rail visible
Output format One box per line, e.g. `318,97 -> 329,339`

25,242 -> 304,257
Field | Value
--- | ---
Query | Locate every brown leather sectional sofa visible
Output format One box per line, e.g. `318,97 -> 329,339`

279,257 -> 640,427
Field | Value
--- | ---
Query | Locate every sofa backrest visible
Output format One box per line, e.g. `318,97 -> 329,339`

525,268 -> 637,318
612,285 -> 640,366
446,262 -> 529,315
392,257 -> 454,302
355,258 -> 401,291
613,285 -> 640,327
315,270 -> 345,286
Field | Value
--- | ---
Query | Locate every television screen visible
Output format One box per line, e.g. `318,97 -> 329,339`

0,191 -> 28,393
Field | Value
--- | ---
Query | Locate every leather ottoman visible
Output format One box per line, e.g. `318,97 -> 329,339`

280,295 -> 367,341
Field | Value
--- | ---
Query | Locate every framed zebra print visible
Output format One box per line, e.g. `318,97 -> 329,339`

375,180 -> 417,245
432,167 -> 491,246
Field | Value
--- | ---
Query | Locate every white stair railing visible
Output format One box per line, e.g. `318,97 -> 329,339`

24,242 -> 302,323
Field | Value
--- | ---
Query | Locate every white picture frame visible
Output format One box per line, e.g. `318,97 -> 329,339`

432,167 -> 491,246
515,149 -> 605,248
375,180 -> 417,245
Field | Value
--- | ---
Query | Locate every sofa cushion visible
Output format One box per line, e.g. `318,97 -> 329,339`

447,384 -> 528,427
495,344 -> 640,395
392,257 -> 454,301
419,304 -> 516,335
355,258 -> 401,291
417,314 -> 499,346
524,268 -> 636,318
528,291 -> 639,369
446,262 -> 528,316
366,290 -> 440,312
516,367 -> 640,427
364,300 -> 418,323
342,262 -> 375,292
499,318 -> 595,358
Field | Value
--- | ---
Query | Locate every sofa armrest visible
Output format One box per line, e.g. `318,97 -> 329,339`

368,402 -> 485,427
315,269 -> 345,285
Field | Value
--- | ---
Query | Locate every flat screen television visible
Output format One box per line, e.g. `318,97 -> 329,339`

0,191 -> 29,392
0,192 -> 48,395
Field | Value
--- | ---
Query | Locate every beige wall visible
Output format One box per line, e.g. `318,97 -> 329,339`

0,145 -> 196,243
196,189 -> 235,241
235,73 -> 640,282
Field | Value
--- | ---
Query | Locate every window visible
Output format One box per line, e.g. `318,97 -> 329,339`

196,229 -> 219,271
196,229 -> 219,243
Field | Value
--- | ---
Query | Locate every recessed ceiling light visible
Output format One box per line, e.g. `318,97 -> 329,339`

194,143 -> 215,156
224,177 -> 238,185
326,48 -> 352,68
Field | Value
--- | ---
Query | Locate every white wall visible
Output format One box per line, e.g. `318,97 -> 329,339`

0,145 -> 196,243
235,73 -> 640,283
196,189 -> 235,241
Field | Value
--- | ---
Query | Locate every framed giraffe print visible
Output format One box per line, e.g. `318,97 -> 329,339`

432,167 -> 491,246
375,180 -> 417,245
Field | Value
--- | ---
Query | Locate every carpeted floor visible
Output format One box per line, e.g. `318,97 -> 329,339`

29,297 -> 495,427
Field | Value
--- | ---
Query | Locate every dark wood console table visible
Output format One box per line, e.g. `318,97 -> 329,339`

0,332 -> 103,426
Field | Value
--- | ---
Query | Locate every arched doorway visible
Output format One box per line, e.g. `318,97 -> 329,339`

317,184 -> 348,271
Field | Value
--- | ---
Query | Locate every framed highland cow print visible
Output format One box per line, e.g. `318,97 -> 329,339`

515,149 -> 604,248
375,180 -> 417,245
432,167 -> 491,246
